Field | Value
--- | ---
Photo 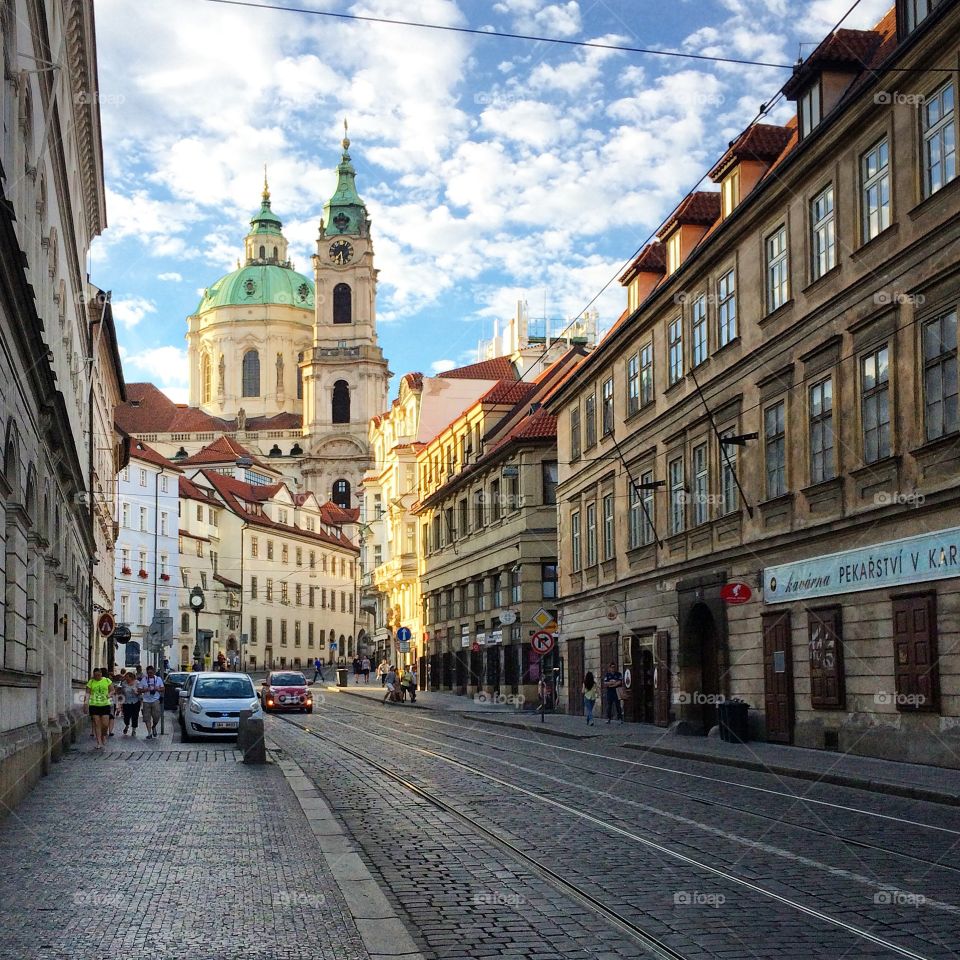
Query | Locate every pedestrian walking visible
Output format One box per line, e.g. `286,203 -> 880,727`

383,665 -> 398,703
377,659 -> 388,686
400,666 -> 412,702
352,657 -> 361,683
582,671 -> 598,725
602,662 -> 623,724
118,671 -> 142,737
408,663 -> 418,704
361,656 -> 371,683
138,664 -> 164,740
85,667 -> 114,750
312,657 -> 326,683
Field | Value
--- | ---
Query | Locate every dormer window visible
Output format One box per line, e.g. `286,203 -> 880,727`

900,0 -> 943,35
720,167 -> 740,219
666,231 -> 682,275
799,81 -> 822,139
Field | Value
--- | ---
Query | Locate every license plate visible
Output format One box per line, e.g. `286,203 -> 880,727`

214,721 -> 237,730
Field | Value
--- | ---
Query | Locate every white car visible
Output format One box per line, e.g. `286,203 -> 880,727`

178,672 -> 262,741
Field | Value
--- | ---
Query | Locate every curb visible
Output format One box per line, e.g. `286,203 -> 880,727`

273,751 -> 426,960
457,713 -> 598,741
622,743 -> 960,808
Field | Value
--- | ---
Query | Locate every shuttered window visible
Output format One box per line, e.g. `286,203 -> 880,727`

808,607 -> 845,709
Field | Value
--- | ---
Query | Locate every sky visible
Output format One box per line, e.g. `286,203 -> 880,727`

90,0 -> 892,402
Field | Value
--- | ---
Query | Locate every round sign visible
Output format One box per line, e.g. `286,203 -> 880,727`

721,581 -> 753,604
531,631 -> 555,655
97,612 -> 115,638
623,667 -> 632,690
396,626 -> 412,643
605,607 -> 619,621
499,610 -> 517,625
471,641 -> 481,653
112,624 -> 132,644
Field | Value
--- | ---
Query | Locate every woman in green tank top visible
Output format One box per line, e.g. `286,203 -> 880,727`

85,668 -> 114,750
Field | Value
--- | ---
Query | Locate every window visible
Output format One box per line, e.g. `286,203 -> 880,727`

691,295 -> 707,366
669,457 -> 685,535
139,506 -> 148,531
640,470 -> 655,546
666,230 -> 681,275
196,540 -> 203,558
251,537 -> 259,558
266,619 -> 273,644
295,547 -> 302,567
571,511 -> 581,573
602,494 -> 615,559
861,138 -> 890,242
601,378 -> 614,435
628,481 -> 643,550
278,509 -> 288,525
584,393 -> 597,447
541,563 -> 558,600
333,282 -> 352,324
764,402 -> 786,498
281,544 -> 289,565
266,540 -> 274,560
720,431 -> 738,515
640,342 -> 654,407
799,80 -> 821,139
809,378 -> 835,483
160,475 -> 168,494
309,550 -> 315,570
923,82 -> 956,197
332,479 -> 351,508
861,345 -> 891,462
250,576 -> 258,600
721,167 -> 739,218
309,586 -> 315,608
668,316 -> 683,385
490,480 -> 501,521
160,554 -> 168,576
266,578 -> 273,601
121,502 -> 129,527
295,583 -> 302,606
242,350 -> 260,397
692,443 -> 708,526
810,185 -> 836,280
809,607 -> 845,709
332,380 -> 350,423
295,621 -> 301,647
196,505 -> 203,523
138,596 -> 147,625
570,407 -> 581,460
181,612 -> 190,633
923,311 -> 958,440
510,568 -> 521,604
542,461 -> 558,506
160,511 -> 168,536
475,579 -> 486,612
458,498 -> 468,535
120,594 -> 129,623
308,623 -> 314,647
765,225 -> 789,313
181,569 -> 189,588
473,489 -> 484,528
138,468 -> 147,487
585,502 -> 597,567
280,620 -> 288,646
717,270 -> 736,347
626,354 -> 640,415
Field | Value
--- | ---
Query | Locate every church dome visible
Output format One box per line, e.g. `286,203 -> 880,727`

195,263 -> 315,314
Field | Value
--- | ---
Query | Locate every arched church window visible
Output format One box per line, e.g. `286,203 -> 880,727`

332,479 -> 351,509
242,350 -> 260,397
273,246 -> 278,260
332,380 -> 350,423
296,351 -> 304,400
201,354 -> 211,403
333,283 -> 352,324
259,245 -> 265,259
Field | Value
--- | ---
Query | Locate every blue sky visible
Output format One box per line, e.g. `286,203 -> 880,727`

90,0 -> 891,401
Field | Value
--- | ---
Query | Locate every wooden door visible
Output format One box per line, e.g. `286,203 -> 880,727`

654,630 -> 670,727
892,594 -> 939,712
762,612 -> 794,743
599,633 -> 618,674
567,638 -> 585,715
638,647 -> 655,723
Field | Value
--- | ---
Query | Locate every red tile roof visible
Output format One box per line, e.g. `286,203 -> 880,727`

319,502 -> 359,525
440,356 -> 517,381
782,28 -> 883,98
402,372 -> 424,391
708,124 -> 794,180
619,243 -> 666,284
478,380 -> 537,406
213,573 -> 241,589
128,438 -> 181,472
179,475 -> 213,502
180,435 -> 269,470
657,191 -> 721,239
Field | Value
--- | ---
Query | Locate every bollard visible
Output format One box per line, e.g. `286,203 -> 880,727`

237,709 -> 266,764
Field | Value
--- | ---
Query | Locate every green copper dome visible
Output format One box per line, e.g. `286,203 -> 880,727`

195,264 -> 315,313
322,123 -> 368,238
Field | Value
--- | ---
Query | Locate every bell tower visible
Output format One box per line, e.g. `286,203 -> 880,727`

301,123 -> 390,508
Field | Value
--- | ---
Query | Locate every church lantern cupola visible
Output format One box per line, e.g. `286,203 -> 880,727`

321,121 -> 369,239
244,169 -> 290,265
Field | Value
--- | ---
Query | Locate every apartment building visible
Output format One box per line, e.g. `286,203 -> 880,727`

547,1 -> 960,766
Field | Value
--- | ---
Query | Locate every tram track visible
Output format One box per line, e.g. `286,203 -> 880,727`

276,709 -> 944,960
320,698 -> 960,877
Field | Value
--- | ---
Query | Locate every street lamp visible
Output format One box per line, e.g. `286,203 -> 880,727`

190,585 -> 205,665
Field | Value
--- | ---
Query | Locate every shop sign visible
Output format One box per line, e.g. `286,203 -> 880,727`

489,629 -> 503,645
476,631 -> 486,646
764,525 -> 960,603
461,625 -> 471,648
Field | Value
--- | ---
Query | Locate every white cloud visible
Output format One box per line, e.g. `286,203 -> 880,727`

431,359 -> 457,373
157,272 -> 182,282
112,296 -> 157,329
122,345 -> 190,403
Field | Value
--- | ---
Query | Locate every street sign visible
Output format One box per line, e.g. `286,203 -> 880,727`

531,631 -> 555,655
399,641 -> 410,653
330,642 -> 337,650
396,626 -> 412,643
470,641 -> 480,652
499,610 -> 517,625
97,612 -> 115,638
531,607 -> 553,630
721,582 -> 753,604
113,624 -> 132,644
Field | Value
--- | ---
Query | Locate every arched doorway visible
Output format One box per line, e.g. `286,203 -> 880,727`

680,602 -> 723,734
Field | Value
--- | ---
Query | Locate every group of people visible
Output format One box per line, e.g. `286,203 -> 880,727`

351,656 -> 372,683
581,662 -> 625,725
381,662 -> 417,703
84,664 -> 166,749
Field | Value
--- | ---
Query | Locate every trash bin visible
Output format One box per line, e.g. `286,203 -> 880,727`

336,668 -> 349,687
718,700 -> 749,743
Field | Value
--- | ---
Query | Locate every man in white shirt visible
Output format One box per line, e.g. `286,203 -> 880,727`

138,665 -> 164,740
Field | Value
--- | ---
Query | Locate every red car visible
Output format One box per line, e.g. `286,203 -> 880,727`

260,671 -> 313,713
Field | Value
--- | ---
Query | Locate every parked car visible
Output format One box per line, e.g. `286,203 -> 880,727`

163,671 -> 190,710
260,671 -> 313,713
178,672 -> 261,741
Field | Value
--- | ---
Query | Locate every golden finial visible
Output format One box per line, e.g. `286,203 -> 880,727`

342,118 -> 350,151
262,164 -> 270,203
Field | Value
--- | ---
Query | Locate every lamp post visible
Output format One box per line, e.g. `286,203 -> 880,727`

190,585 -> 205,666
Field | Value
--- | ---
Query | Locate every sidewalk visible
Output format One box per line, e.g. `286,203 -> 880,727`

0,716 -> 415,960
335,685 -> 960,807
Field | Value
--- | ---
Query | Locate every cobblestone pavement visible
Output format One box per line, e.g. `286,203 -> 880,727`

267,696 -> 960,960
0,720 -> 370,960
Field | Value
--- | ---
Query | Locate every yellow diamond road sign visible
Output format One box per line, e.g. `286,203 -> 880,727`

532,608 -> 555,631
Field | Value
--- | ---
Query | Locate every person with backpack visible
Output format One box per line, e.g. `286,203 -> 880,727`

118,671 -> 142,737
582,672 -> 598,725
138,664 -> 164,740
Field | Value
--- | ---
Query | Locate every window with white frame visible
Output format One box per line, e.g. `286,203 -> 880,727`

139,468 -> 147,487
570,406 -> 581,460
861,345 -> 891,462
640,342 -> 654,407
159,511 -> 168,536
721,167 -> 739,218
668,316 -> 683,385
923,82 -> 956,197
627,353 -> 640,415
586,502 -> 597,567
923,310 -> 958,441
692,295 -> 707,366
160,475 -> 168,493
584,393 -> 597,447
809,378 -> 835,483
720,431 -> 738,515
139,506 -> 147,531
628,481 -> 642,550
764,401 -> 786,499
571,510 -> 581,573
601,377 -> 614,435
810,185 -> 836,280
717,270 -> 737,347
603,494 -> 615,560
765,225 -> 789,313
137,596 -> 147,625
120,594 -> 129,623
861,138 -> 890,242
692,443 -> 708,526
641,470 -> 655,546
666,230 -> 682,275
669,457 -> 685,535
799,81 -> 821,139
121,502 -> 129,527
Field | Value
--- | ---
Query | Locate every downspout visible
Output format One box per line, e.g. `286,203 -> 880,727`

153,468 -> 159,668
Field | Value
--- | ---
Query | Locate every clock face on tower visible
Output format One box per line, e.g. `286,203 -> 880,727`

329,240 -> 354,265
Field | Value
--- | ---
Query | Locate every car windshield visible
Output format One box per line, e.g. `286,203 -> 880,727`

167,673 -> 189,684
194,678 -> 254,699
271,673 -> 306,686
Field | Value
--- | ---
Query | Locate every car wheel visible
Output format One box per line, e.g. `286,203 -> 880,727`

305,707 -> 313,714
